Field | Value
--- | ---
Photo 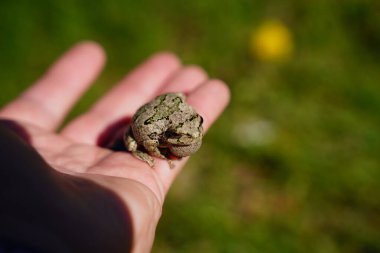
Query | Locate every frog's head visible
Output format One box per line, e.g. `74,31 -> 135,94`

163,114 -> 203,157
164,114 -> 203,146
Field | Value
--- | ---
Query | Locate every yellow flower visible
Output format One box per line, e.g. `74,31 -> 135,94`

250,20 -> 293,62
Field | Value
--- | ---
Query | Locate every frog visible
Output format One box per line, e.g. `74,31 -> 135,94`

124,92 -> 203,168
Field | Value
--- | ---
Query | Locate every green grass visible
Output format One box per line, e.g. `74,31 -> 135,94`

1,0 -> 379,252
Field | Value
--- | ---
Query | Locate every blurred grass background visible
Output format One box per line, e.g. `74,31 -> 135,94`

1,0 -> 380,252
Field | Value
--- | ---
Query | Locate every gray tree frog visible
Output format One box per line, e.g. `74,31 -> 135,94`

124,93 -> 203,168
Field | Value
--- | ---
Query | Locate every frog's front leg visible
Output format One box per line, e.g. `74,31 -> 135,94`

125,134 -> 155,167
143,140 -> 176,168
143,140 -> 174,169
142,139 -> 166,159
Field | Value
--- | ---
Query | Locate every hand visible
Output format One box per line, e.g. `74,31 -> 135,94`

0,42 -> 230,252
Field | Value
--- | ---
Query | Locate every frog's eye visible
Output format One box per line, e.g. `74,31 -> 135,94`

148,132 -> 159,139
165,131 -> 181,139
200,116 -> 204,125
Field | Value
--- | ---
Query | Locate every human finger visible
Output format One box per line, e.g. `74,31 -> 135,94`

158,65 -> 208,94
187,79 -> 230,131
0,41 -> 105,130
61,52 -> 180,144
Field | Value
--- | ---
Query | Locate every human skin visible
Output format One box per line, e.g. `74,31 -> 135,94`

0,42 -> 230,253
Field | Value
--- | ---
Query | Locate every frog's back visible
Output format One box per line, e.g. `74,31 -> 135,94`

131,93 -> 186,143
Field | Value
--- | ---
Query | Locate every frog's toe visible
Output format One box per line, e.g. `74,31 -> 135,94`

131,150 -> 155,167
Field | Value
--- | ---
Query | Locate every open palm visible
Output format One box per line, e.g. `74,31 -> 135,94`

0,42 -> 229,252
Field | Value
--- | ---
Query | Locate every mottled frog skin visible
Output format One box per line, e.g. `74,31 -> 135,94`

124,93 -> 203,168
